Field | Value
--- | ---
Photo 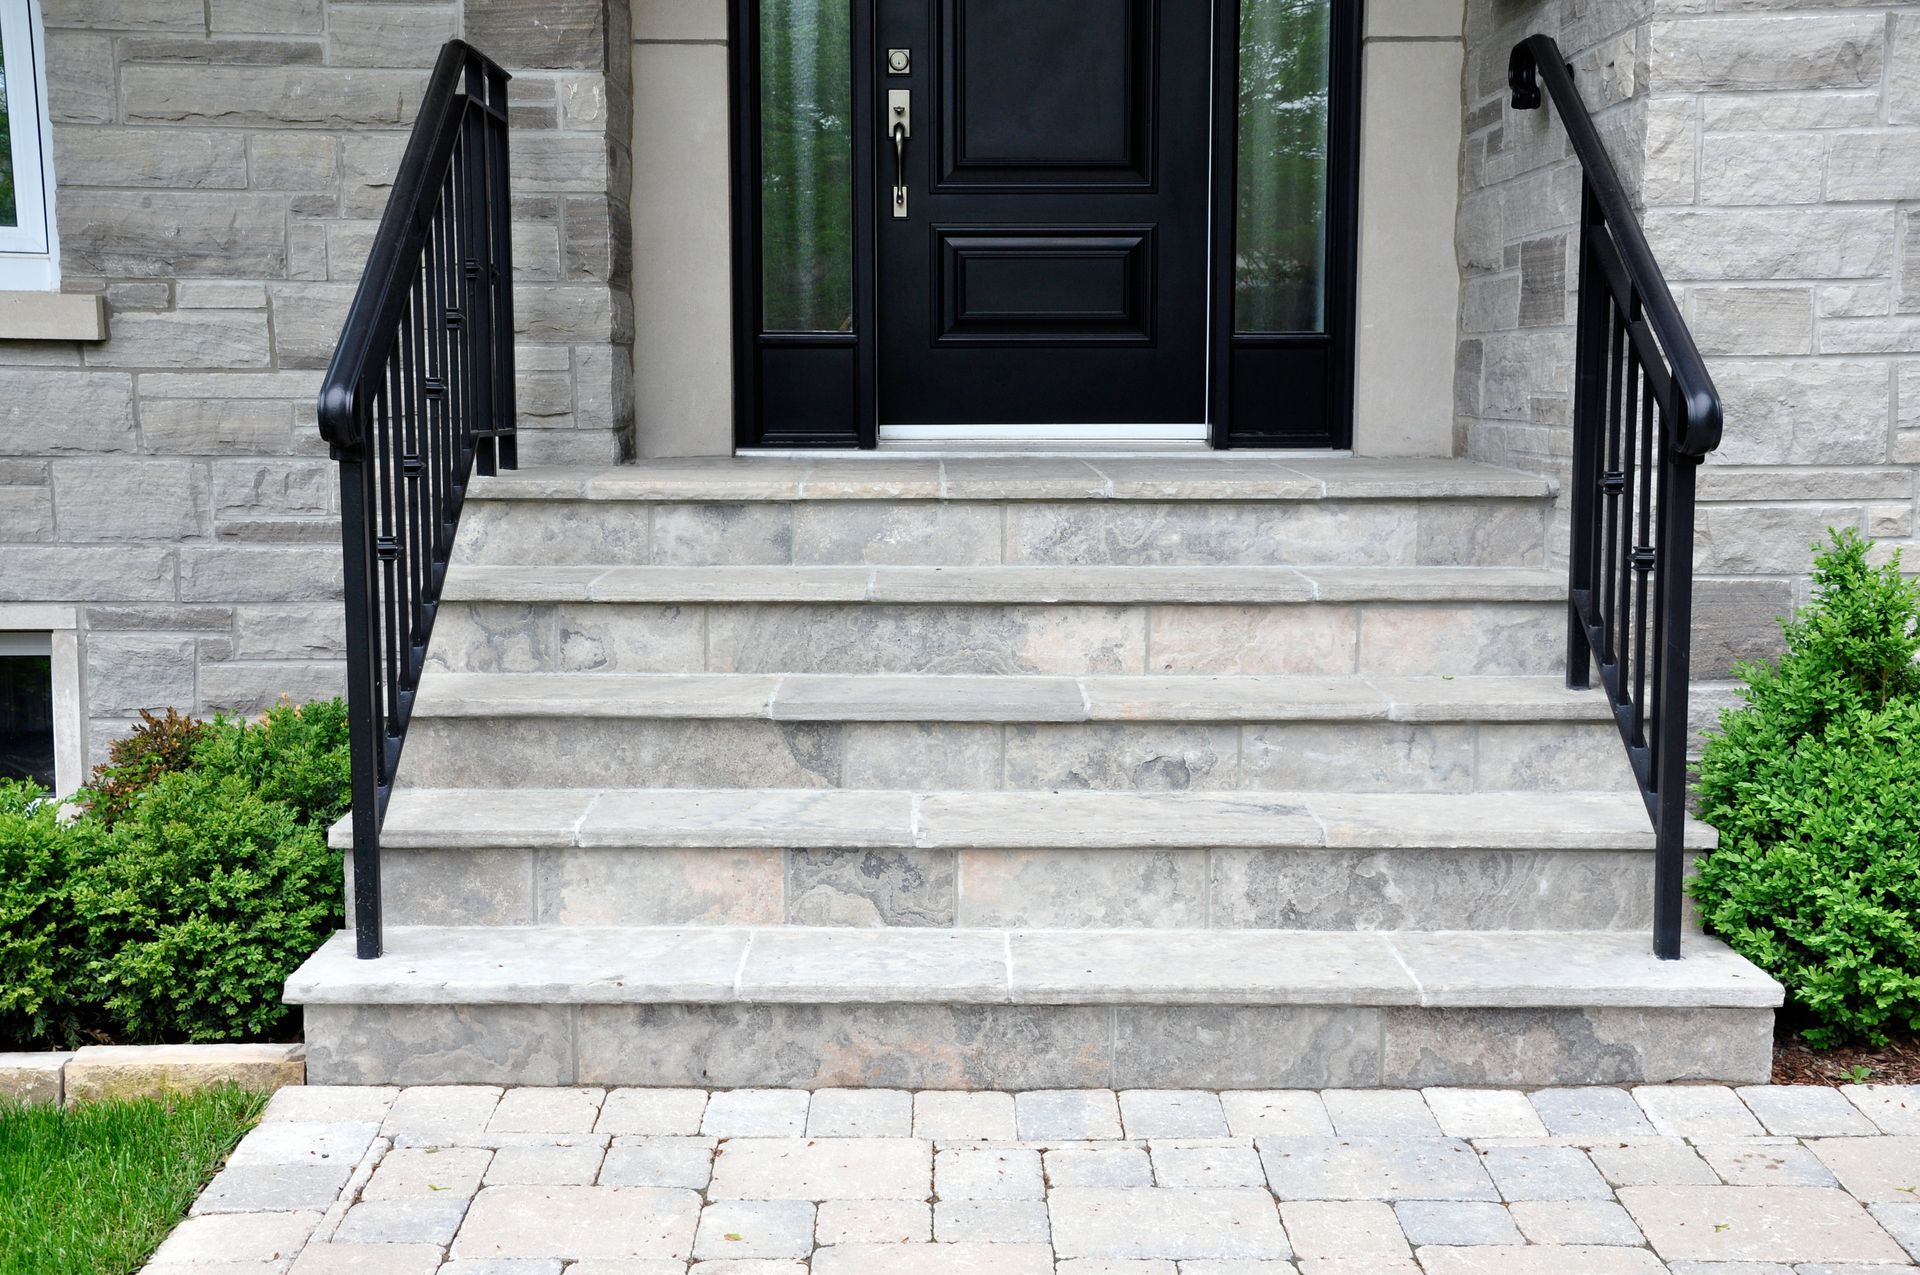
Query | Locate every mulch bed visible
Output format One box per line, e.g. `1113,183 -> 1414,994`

1773,1027 -> 1920,1086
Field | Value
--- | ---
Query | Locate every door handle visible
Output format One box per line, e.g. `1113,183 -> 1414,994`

888,89 -> 911,218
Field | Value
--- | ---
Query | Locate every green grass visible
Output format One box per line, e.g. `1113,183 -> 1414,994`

0,1086 -> 267,1275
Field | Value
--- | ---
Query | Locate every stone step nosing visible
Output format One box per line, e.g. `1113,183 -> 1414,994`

281,925 -> 1784,1011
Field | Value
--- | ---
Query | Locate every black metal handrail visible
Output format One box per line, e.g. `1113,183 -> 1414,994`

318,40 -> 516,960
1509,35 -> 1723,960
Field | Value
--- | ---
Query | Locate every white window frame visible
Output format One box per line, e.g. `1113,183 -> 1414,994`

0,607 -> 86,800
0,0 -> 59,289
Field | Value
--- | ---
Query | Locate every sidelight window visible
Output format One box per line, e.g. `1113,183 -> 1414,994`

0,634 -> 54,790
1233,0 -> 1331,333
758,0 -> 854,333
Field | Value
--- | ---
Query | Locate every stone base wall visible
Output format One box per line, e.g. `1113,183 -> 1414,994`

0,0 -> 633,762
1458,0 -> 1920,710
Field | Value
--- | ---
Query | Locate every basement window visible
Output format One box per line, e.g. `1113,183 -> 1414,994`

0,633 -> 56,790
0,0 -> 58,290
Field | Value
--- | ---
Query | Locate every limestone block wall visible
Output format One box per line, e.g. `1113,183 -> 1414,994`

0,0 -> 633,762
1457,0 -> 1920,699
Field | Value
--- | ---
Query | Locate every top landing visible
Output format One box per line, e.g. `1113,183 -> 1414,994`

469,455 -> 1557,504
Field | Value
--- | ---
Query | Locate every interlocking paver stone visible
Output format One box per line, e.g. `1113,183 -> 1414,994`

1176,1262 -> 1302,1275
936,1146 -> 1045,1199
598,1087 -> 709,1135
1507,1199 -> 1644,1245
1148,1140 -> 1266,1188
935,1198 -> 1052,1242
1017,1089 -> 1123,1140
382,1086 -> 501,1141
334,1196 -> 471,1245
1119,1090 -> 1230,1138
1842,1085 -> 1920,1134
694,1199 -> 816,1258
1869,1200 -> 1920,1260
1807,1136 -> 1920,1203
1220,1090 -> 1332,1137
806,1088 -> 912,1137
1421,1088 -> 1546,1138
285,1243 -> 442,1274
601,1136 -> 719,1189
438,1260 -> 565,1275
708,1138 -> 931,1200
1322,1089 -> 1439,1136
1635,1085 -> 1767,1138
451,1185 -> 702,1260
191,1162 -> 353,1214
1479,1144 -> 1612,1201
227,1120 -> 380,1169
1529,1087 -> 1655,1137
1050,1187 -> 1290,1260
1619,1184 -> 1910,1263
1046,1145 -> 1154,1187
364,1145 -> 492,1198
483,1141 -> 606,1185
1258,1137 -> 1497,1201
488,1086 -> 604,1133
1416,1244 -> 1667,1273
564,1263 -> 687,1275
262,1086 -> 400,1125
1393,1199 -> 1523,1247
1736,1086 -> 1879,1138
1699,1140 -> 1840,1188
1586,1137 -> 1719,1187
702,1089 -> 810,1137
1280,1199 -> 1407,1258
914,1090 -> 1016,1140
814,1198 -> 931,1244
149,1210 -> 323,1263
1053,1261 -> 1177,1275
811,1242 -> 1054,1273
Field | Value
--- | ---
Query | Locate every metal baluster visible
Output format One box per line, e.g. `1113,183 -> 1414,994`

1601,307 -> 1626,671
1631,359 -> 1657,749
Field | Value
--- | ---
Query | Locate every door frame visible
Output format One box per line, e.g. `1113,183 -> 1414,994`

729,0 -> 1363,450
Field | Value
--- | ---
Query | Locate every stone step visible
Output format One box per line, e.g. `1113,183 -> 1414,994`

338,787 -> 1708,931
429,566 -> 1568,678
286,925 -> 1780,1088
399,673 -> 1633,792
456,495 -> 1550,568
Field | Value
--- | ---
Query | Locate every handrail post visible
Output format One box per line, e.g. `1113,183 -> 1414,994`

1567,182 -> 1606,692
1651,455 -> 1700,960
338,452 -> 384,959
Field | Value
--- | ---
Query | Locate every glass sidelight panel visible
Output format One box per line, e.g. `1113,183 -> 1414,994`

759,0 -> 854,332
0,648 -> 54,789
1233,0 -> 1331,333
1,17 -> 17,229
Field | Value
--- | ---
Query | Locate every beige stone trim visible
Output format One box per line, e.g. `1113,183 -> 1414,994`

62,1043 -> 307,1106
0,290 -> 107,342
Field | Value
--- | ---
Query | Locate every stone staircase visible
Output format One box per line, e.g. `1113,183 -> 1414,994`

286,455 -> 1781,1088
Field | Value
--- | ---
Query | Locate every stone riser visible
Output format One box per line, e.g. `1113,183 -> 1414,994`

301,1001 -> 1774,1088
428,600 -> 1566,678
356,843 -> 1672,932
400,715 -> 1636,793
452,498 -> 1551,569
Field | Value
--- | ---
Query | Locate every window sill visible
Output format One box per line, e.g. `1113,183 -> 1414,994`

0,291 -> 107,342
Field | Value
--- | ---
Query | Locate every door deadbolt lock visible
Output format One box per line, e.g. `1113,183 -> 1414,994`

886,47 -> 911,75
888,88 -> 911,219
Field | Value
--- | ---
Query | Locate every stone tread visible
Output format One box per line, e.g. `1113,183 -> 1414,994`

282,925 -> 1783,1009
333,787 -> 1717,853
441,563 -> 1566,605
467,455 -> 1558,503
409,672 -> 1616,724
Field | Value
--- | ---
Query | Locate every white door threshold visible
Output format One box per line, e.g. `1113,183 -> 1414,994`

878,422 -> 1211,444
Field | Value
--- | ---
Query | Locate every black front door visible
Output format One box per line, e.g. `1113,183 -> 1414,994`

874,0 -> 1212,427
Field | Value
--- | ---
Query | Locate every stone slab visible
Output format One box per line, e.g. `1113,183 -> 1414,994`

1618,1185 -> 1910,1263
0,1051 -> 70,1105
63,1042 -> 305,1103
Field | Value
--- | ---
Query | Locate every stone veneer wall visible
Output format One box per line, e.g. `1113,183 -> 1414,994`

1457,0 -> 1920,723
0,0 -> 633,762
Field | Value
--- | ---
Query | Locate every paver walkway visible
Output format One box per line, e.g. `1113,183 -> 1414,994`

143,1084 -> 1920,1274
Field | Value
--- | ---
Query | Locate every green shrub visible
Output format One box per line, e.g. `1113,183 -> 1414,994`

78,768 -> 342,1044
0,782 -> 103,1049
83,708 -> 207,828
1691,528 -> 1920,1047
191,699 -> 351,831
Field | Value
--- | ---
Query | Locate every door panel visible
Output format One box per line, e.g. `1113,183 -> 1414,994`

877,0 -> 1210,426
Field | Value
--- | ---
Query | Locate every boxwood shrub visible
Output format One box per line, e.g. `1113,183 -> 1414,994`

0,700 -> 347,1050
1691,528 -> 1920,1047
